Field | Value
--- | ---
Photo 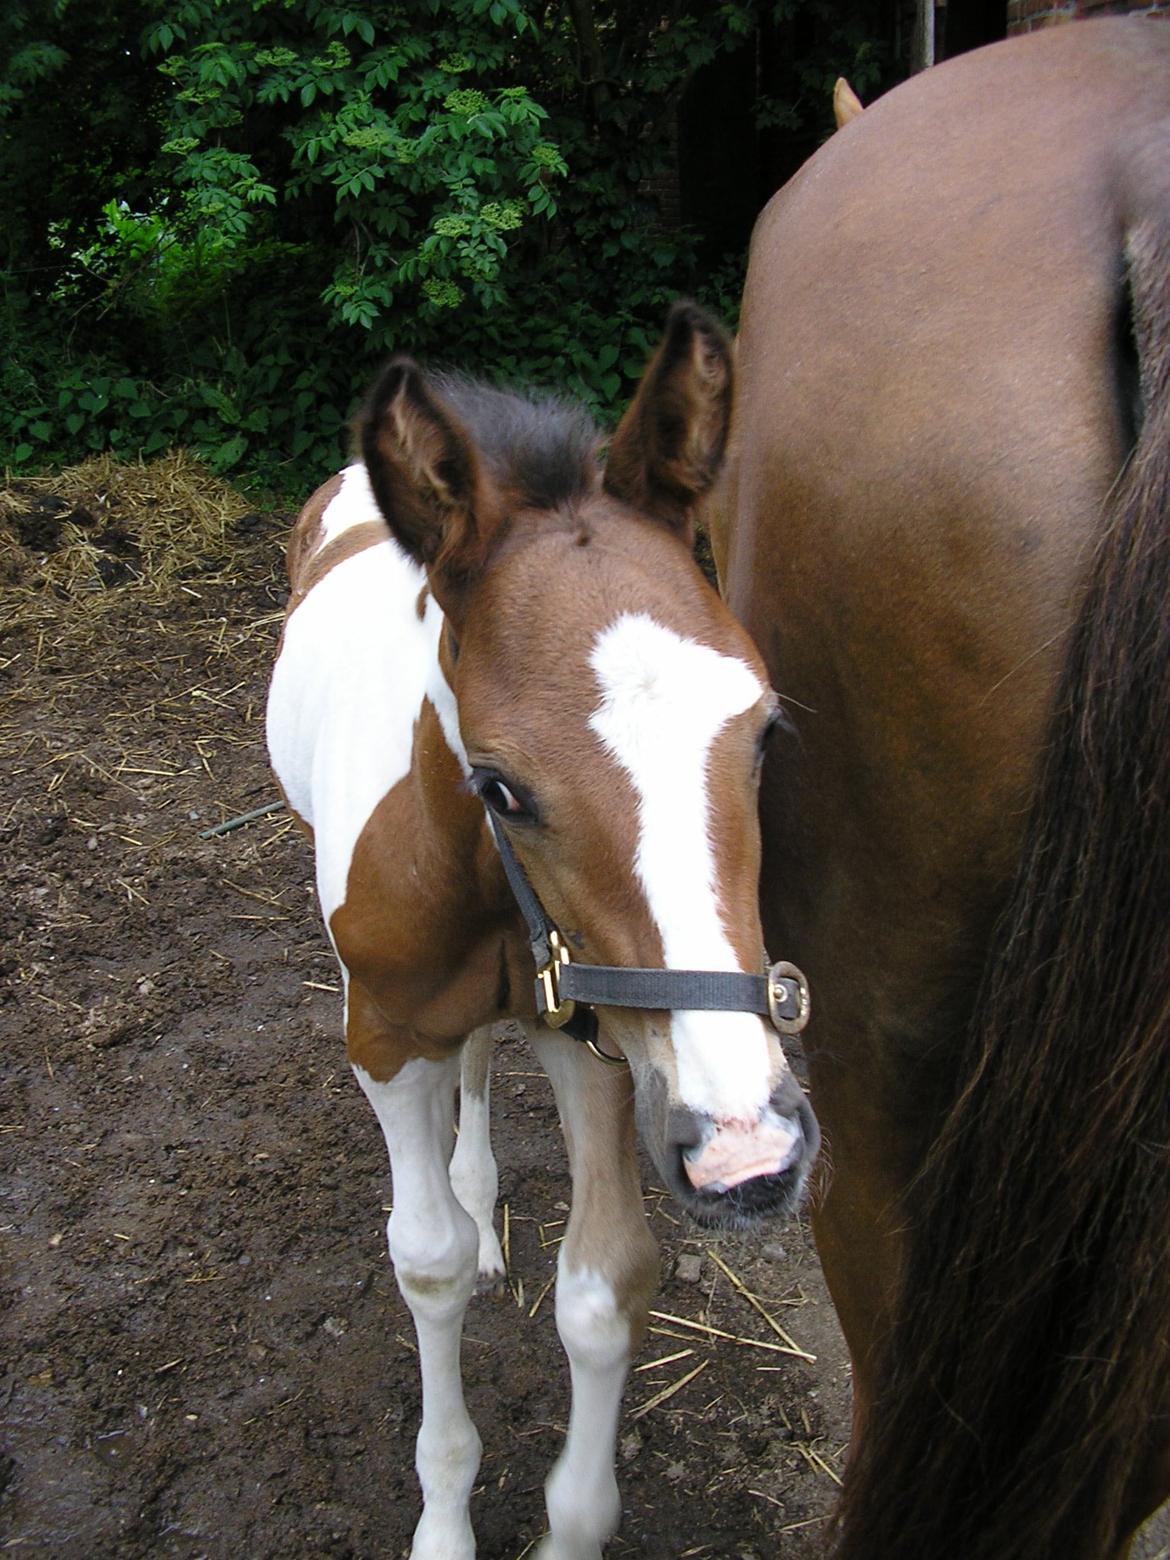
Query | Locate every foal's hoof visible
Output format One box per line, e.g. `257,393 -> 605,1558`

475,1267 -> 508,1298
533,1535 -> 604,1560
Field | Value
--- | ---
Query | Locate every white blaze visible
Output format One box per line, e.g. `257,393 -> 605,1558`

588,611 -> 783,1119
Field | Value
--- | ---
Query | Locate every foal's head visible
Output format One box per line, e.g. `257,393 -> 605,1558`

360,303 -> 818,1227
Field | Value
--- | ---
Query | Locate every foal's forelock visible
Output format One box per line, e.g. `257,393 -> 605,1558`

428,373 -> 602,512
588,611 -> 782,1120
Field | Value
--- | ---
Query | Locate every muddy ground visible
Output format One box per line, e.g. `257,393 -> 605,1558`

3,465 -> 1166,1560
0,466 -> 851,1560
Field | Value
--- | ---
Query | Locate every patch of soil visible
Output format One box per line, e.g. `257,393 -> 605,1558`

5,464 -> 1169,1560
0,475 -> 850,1560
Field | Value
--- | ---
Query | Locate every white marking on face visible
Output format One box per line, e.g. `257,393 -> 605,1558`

588,611 -> 784,1120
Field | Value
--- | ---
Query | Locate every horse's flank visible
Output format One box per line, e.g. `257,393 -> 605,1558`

714,18 -> 1170,1558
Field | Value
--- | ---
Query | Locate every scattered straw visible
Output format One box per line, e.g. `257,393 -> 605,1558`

649,1310 -> 809,1359
628,1357 -> 709,1421
795,1439 -> 843,1487
527,1275 -> 555,1320
705,1248 -> 815,1362
635,1347 -> 695,1373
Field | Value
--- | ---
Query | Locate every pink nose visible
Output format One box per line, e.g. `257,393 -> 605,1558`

683,1117 -> 803,1193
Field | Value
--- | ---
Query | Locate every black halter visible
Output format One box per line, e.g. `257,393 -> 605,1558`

484,810 -> 810,1062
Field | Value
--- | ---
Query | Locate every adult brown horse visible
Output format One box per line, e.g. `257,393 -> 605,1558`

710,18 -> 1170,1560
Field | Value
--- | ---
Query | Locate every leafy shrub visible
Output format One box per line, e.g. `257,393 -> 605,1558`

2,0 -> 890,491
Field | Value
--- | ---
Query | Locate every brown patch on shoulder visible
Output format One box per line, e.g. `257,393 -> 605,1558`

416,585 -> 429,620
326,711 -> 537,1081
286,521 -> 389,614
345,977 -> 460,1083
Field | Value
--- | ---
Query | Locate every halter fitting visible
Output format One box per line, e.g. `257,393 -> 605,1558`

485,810 -> 811,1061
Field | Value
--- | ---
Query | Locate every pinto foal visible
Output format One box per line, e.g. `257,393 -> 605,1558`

266,304 -> 818,1559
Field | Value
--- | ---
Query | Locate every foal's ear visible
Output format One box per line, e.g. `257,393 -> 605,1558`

359,357 -> 488,587
604,301 -> 734,536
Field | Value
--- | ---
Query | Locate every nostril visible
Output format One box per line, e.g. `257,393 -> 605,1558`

681,1114 -> 804,1193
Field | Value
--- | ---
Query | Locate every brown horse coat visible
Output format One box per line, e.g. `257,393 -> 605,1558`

712,18 -> 1170,1559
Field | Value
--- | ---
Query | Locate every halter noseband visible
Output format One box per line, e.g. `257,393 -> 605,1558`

485,810 -> 811,1064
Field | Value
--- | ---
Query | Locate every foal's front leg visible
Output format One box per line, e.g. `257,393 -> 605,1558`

529,1029 -> 660,1560
352,1016 -> 481,1560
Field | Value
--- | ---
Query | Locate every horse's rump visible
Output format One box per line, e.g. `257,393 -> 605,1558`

717,19 -> 1170,1559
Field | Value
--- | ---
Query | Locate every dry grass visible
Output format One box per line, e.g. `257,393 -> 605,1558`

0,452 -> 263,640
0,451 -> 288,842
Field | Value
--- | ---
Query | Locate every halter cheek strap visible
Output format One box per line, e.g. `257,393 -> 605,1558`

484,810 -> 811,1057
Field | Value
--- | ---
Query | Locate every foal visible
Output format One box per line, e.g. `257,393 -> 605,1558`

266,303 -> 818,1559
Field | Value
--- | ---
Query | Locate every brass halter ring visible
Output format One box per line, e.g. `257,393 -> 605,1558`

766,961 -> 812,1036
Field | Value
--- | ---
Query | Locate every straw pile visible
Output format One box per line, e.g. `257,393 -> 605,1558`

0,452 -> 264,639
0,450 -> 289,845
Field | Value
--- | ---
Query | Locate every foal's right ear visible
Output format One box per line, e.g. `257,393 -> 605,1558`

604,301 -> 734,538
359,357 -> 487,586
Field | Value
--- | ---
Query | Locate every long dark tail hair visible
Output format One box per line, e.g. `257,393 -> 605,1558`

831,152 -> 1170,1560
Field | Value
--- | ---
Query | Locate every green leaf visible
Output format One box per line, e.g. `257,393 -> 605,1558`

210,432 -> 248,470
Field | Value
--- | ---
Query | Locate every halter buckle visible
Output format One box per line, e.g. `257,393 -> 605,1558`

766,960 -> 811,1036
537,929 -> 577,1030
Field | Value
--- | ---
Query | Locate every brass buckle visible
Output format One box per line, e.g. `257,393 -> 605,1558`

766,960 -> 811,1036
537,929 -> 576,1030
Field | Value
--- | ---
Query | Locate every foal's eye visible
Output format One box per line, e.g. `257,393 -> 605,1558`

471,769 -> 537,824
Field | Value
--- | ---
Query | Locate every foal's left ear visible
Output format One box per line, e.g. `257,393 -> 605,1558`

603,301 -> 734,536
359,356 -> 490,593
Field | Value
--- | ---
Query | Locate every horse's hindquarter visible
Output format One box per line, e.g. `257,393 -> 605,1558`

727,20 -> 1170,1352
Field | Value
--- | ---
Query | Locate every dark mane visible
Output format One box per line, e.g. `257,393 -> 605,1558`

428,371 -> 601,511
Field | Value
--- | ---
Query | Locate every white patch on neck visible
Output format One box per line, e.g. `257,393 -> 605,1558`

320,462 -> 380,546
588,611 -> 782,1120
422,591 -> 470,780
266,473 -> 468,926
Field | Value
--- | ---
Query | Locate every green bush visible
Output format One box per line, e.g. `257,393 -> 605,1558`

1,0 -> 889,491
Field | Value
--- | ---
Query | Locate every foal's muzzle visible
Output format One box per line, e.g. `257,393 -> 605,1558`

636,1073 -> 819,1230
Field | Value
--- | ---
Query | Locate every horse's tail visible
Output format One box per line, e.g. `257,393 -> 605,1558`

831,134 -> 1170,1560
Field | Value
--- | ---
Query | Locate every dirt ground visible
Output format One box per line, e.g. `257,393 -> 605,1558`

0,463 -> 852,1560
3,462 -> 1166,1560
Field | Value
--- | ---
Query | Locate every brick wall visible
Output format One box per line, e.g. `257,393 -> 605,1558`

1007,0 -> 1170,34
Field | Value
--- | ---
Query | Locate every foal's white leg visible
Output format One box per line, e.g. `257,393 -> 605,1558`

528,1030 -> 659,1560
355,1056 -> 481,1560
449,1024 -> 506,1292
